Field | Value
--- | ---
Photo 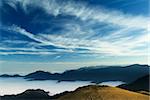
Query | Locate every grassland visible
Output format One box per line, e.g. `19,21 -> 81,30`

57,85 -> 149,100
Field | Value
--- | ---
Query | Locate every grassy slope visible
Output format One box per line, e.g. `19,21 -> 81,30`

57,85 -> 149,100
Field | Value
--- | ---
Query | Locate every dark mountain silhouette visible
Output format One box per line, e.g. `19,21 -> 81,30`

24,71 -> 53,80
0,89 -> 51,100
1,85 -> 149,100
24,64 -> 149,83
0,74 -> 22,78
118,74 -> 150,92
24,70 -> 60,81
0,64 -> 149,83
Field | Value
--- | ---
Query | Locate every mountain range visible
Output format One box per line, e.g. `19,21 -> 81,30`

0,64 -> 149,100
1,64 -> 149,84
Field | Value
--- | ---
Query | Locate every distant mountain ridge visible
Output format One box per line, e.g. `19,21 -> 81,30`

0,64 -> 149,83
0,74 -> 22,78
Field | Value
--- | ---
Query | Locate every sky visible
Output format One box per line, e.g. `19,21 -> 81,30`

0,0 -> 149,74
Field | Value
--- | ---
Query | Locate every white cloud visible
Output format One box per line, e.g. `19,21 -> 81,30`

1,21 -> 148,56
0,51 -> 53,55
3,25 -> 59,46
0,0 -> 149,57
5,0 -> 148,29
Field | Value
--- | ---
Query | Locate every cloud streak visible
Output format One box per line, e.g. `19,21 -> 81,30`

0,24 -> 148,56
5,0 -> 148,29
0,0 -> 149,58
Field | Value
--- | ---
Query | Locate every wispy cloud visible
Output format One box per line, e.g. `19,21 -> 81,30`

1,24 -> 148,56
0,0 -> 149,57
5,0 -> 148,29
0,51 -> 56,55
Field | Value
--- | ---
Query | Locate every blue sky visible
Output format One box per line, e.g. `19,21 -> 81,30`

0,0 -> 149,74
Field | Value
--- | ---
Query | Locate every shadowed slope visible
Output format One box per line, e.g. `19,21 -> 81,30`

0,89 -> 51,100
118,75 -> 150,92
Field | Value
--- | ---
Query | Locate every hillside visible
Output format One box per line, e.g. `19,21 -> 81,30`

0,89 -> 51,100
57,85 -> 149,100
118,75 -> 150,92
1,85 -> 149,100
